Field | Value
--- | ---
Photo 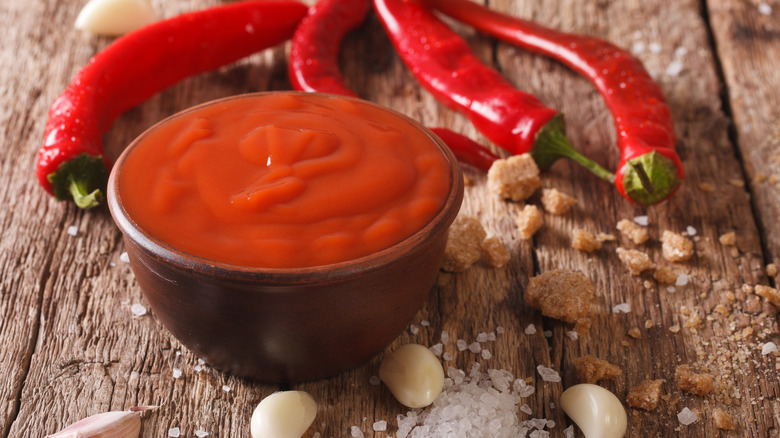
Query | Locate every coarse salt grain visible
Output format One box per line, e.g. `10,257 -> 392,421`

410,324 -> 419,335
667,286 -> 676,293
632,41 -> 645,54
686,226 -> 697,236
130,303 -> 147,316
430,343 -> 443,356
633,215 -> 649,226
649,42 -> 662,53
613,303 -> 631,314
120,252 -> 130,263
443,352 -> 453,361
172,367 -> 182,379
481,349 -> 492,360
369,375 -> 381,386
677,407 -> 698,425
762,342 -> 778,355
496,326 -> 504,334
222,385 -> 231,392
525,324 -> 537,335
67,225 -> 78,236
350,425 -> 364,437
476,332 -> 489,342
675,46 -> 688,57
520,404 -> 533,415
373,420 -> 387,431
421,320 -> 430,326
566,331 -> 579,341
759,3 -> 772,14
194,365 -> 203,372
537,365 -> 561,382
564,425 -> 575,438
456,339 -> 468,351
195,430 -> 209,437
440,331 -> 449,344
676,273 -> 689,287
468,342 -> 482,353
168,428 -> 181,437
543,330 -> 552,338
665,59 -> 683,77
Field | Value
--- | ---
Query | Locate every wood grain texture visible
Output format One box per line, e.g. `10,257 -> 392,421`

1,0 -> 778,437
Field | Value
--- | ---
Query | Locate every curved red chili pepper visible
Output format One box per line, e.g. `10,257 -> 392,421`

423,0 -> 683,205
372,0 -> 614,184
38,1 -> 309,208
288,0 -> 498,172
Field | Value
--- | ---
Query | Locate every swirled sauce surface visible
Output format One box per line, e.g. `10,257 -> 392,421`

119,93 -> 452,268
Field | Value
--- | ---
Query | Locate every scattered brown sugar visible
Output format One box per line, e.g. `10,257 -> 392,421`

480,236 -> 510,268
516,204 -> 543,240
441,215 -> 487,272
540,188 -> 576,215
712,408 -> 736,430
718,231 -> 736,246
571,229 -> 601,253
698,182 -> 715,192
766,263 -> 778,277
596,232 -> 616,242
525,269 -> 594,333
755,285 -> 780,308
626,379 -> 663,411
616,219 -> 649,245
627,327 -> 642,339
675,365 -> 714,396
487,154 -> 541,201
653,266 -> 678,284
616,247 -> 655,275
661,230 -> 694,262
574,355 -> 622,384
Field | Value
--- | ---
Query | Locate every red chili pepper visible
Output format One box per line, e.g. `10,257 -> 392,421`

38,1 -> 309,208
289,0 -> 499,172
423,0 -> 684,205
372,0 -> 614,184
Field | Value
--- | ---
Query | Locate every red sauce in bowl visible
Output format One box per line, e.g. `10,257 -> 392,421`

117,93 -> 452,268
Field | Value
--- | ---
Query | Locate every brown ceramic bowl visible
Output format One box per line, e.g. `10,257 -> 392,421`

107,92 -> 463,383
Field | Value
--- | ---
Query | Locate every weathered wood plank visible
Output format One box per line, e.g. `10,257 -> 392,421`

707,0 -> 780,279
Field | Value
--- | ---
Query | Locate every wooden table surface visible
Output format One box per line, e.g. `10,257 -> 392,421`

2,0 -> 779,437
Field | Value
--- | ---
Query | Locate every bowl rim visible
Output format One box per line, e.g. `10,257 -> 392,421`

107,91 -> 464,283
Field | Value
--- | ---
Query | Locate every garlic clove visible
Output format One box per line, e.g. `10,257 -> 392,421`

378,343 -> 444,409
560,384 -> 627,438
46,410 -> 140,438
75,0 -> 157,36
250,391 -> 317,438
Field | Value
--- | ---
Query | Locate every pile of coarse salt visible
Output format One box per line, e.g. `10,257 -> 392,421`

395,363 -> 554,438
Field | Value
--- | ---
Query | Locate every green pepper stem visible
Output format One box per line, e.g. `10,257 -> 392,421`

622,150 -> 681,205
47,153 -> 108,209
530,115 -> 615,184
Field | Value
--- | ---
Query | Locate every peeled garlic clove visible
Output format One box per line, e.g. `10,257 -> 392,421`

560,384 -> 627,438
378,343 -> 444,409
250,391 -> 317,438
46,410 -> 140,438
75,0 -> 157,36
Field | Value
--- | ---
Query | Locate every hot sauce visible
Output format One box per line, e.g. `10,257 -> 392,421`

117,93 -> 453,268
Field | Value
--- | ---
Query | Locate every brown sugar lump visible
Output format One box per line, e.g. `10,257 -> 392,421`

441,215 -> 487,272
661,230 -> 694,262
487,154 -> 541,201
540,188 -> 576,215
653,266 -> 678,284
755,285 -> 780,308
718,231 -> 736,246
574,355 -> 622,384
626,379 -> 663,411
571,229 -> 602,253
480,236 -> 510,268
616,219 -> 649,245
712,408 -> 736,430
525,269 -> 594,333
516,204 -> 543,240
616,247 -> 655,275
675,365 -> 714,396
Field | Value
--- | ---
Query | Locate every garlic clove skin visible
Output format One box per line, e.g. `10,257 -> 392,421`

250,391 -> 317,438
46,410 -> 140,438
75,0 -> 157,36
560,384 -> 627,438
378,343 -> 444,409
